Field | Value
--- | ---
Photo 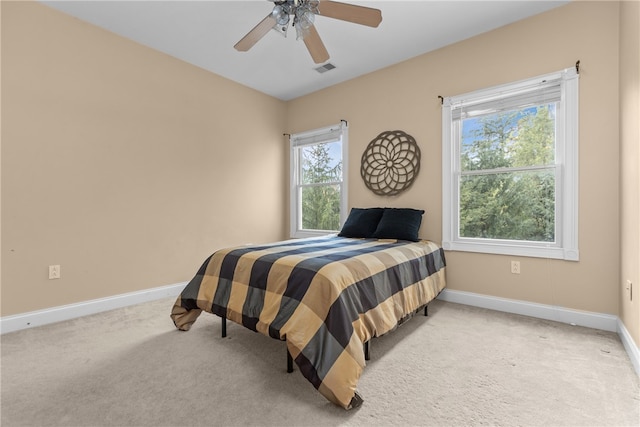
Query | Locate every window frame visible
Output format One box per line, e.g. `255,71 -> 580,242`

289,122 -> 348,238
442,68 -> 579,261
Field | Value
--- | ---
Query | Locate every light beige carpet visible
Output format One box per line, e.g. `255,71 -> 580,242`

1,297 -> 638,427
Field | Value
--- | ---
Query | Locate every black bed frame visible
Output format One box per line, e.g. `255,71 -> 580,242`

218,304 -> 429,373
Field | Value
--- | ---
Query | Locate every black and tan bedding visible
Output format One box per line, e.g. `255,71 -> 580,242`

171,231 -> 446,409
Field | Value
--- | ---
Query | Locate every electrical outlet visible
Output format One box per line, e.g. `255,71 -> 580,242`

48,265 -> 61,280
510,261 -> 521,274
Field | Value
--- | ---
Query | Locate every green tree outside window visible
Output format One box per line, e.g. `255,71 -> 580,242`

459,104 -> 556,242
300,142 -> 342,231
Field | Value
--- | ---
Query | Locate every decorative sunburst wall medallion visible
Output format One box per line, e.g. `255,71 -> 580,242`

360,130 -> 421,196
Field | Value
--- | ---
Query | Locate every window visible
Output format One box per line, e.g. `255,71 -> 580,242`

290,122 -> 348,238
442,68 -> 579,260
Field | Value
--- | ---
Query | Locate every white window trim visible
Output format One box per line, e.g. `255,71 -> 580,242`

289,122 -> 348,238
442,68 -> 579,261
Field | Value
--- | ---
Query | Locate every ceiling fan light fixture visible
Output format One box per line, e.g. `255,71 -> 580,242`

272,5 -> 290,26
296,9 -> 315,28
294,9 -> 315,40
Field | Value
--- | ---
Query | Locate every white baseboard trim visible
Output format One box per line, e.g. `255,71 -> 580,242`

437,289 -> 639,376
618,318 -> 640,376
0,282 -> 187,335
437,289 -> 618,331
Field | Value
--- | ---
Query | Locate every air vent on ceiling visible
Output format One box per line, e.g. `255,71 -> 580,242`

315,63 -> 336,74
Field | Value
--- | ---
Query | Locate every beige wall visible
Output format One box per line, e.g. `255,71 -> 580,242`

619,0 -> 640,348
1,2 -> 287,316
288,1 -> 623,318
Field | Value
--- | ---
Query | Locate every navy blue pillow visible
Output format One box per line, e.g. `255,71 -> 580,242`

372,208 -> 425,241
338,207 -> 384,238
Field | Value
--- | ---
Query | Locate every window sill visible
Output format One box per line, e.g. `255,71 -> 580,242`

443,240 -> 579,261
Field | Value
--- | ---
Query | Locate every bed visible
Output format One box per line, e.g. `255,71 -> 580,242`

171,208 -> 446,409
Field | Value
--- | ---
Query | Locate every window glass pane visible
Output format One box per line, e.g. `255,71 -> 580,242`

301,184 -> 341,231
461,104 -> 556,172
459,169 -> 555,242
301,141 -> 342,184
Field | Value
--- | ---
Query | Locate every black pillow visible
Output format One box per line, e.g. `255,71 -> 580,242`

372,208 -> 425,241
338,207 -> 384,238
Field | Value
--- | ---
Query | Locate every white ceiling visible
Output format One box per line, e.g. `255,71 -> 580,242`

40,0 -> 570,101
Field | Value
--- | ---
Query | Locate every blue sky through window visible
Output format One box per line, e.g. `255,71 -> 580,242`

460,105 -> 556,166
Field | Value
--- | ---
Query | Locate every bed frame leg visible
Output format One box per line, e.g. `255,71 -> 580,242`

221,316 -> 227,338
424,305 -> 428,316
286,349 -> 294,373
364,341 -> 370,361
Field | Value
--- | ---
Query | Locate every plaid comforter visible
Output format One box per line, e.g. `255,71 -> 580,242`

171,236 -> 446,409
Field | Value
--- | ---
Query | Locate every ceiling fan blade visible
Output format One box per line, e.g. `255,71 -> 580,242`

234,15 -> 277,52
303,25 -> 330,64
317,1 -> 382,28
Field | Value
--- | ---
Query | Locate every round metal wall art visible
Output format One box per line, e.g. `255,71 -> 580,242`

360,130 -> 421,196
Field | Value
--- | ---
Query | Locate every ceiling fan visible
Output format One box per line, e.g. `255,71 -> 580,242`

234,0 -> 382,64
